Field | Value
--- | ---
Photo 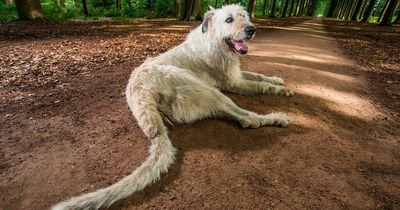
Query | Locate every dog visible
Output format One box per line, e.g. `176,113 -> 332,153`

53,4 -> 293,210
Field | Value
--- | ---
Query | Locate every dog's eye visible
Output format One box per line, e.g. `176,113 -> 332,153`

225,17 -> 234,23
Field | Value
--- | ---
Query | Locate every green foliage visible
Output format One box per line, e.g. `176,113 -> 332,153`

0,2 -> 18,23
42,0 -> 83,21
314,0 -> 330,17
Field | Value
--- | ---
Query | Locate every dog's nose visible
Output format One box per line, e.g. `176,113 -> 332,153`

245,26 -> 256,35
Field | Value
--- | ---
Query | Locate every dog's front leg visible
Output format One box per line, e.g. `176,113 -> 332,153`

242,71 -> 284,86
226,79 -> 294,96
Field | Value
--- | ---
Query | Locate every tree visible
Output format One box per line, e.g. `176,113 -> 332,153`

327,0 -> 338,17
282,0 -> 291,17
297,0 -> 306,16
248,0 -> 257,19
263,0 -> 269,16
269,0 -> 277,17
358,0 -> 368,19
59,0 -> 66,8
4,0 -> 13,4
378,0 -> 400,26
393,8 -> 400,24
289,0 -> 298,16
174,0 -> 182,18
181,0 -> 201,21
339,0 -> 351,19
115,0 -> 120,9
360,0 -> 377,22
15,0 -> 44,20
336,0 -> 346,18
224,0 -> 230,5
344,0 -> 355,20
351,0 -> 364,21
307,0 -> 317,16
82,0 -> 89,16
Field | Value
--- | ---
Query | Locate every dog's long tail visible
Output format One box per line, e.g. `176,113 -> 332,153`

52,85 -> 176,210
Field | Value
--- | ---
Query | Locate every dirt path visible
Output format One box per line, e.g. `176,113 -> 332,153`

1,19 -> 399,210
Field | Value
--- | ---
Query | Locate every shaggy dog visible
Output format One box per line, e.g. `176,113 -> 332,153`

53,4 -> 293,210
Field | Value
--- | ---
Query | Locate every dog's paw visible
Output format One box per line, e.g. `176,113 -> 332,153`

239,113 -> 292,128
263,113 -> 292,127
276,86 -> 294,97
239,114 -> 262,128
269,76 -> 284,86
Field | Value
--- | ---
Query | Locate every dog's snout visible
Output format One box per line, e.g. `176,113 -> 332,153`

245,26 -> 256,35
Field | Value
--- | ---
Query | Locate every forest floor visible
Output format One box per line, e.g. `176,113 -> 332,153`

1,18 -> 399,210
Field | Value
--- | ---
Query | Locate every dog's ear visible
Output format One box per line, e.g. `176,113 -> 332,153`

202,8 -> 215,33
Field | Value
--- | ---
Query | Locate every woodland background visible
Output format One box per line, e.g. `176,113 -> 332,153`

1,0 -> 399,26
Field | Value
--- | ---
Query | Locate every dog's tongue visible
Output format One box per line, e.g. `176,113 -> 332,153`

233,41 -> 248,52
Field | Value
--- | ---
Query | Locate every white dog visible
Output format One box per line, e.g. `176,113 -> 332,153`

53,4 -> 293,210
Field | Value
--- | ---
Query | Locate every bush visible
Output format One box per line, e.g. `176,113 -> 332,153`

0,3 -> 18,23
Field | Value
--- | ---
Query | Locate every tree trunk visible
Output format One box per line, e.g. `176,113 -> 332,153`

360,0 -> 377,22
263,0 -> 268,16
358,0 -> 368,19
82,0 -> 89,16
346,0 -> 357,20
303,0 -> 311,15
343,0 -> 354,19
282,0 -> 290,17
307,0 -> 317,16
333,0 -> 342,18
224,0 -> 230,5
351,0 -> 364,20
15,0 -> 44,20
190,0 -> 201,20
379,0 -> 400,26
269,0 -> 276,17
59,0 -> 66,7
289,0 -> 297,16
214,0 -> 218,7
327,0 -> 338,17
115,0 -> 120,9
181,0 -> 201,21
393,8 -> 400,23
337,0 -> 346,18
297,0 -> 305,16
248,0 -> 257,19
102,0 -> 107,7
174,0 -> 181,18
339,0 -> 349,19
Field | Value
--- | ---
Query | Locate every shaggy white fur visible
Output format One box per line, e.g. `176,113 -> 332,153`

52,4 -> 293,210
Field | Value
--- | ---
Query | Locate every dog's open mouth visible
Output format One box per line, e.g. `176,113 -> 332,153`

225,38 -> 248,55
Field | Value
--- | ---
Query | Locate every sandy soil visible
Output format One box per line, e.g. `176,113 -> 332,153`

1,19 -> 399,210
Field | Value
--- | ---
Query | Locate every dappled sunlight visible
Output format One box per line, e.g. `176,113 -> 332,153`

272,26 -> 329,34
315,70 -> 360,83
259,61 -> 361,84
296,85 -> 381,120
247,20 -> 389,123
289,112 -> 328,130
250,50 -> 351,66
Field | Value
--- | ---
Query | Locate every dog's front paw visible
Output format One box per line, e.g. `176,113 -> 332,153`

275,86 -> 294,97
239,114 -> 262,128
269,76 -> 284,86
239,113 -> 292,128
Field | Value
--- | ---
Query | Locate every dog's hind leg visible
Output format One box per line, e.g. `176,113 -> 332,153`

241,71 -> 284,86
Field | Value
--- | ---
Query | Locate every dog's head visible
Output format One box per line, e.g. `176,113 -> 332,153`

202,4 -> 256,55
